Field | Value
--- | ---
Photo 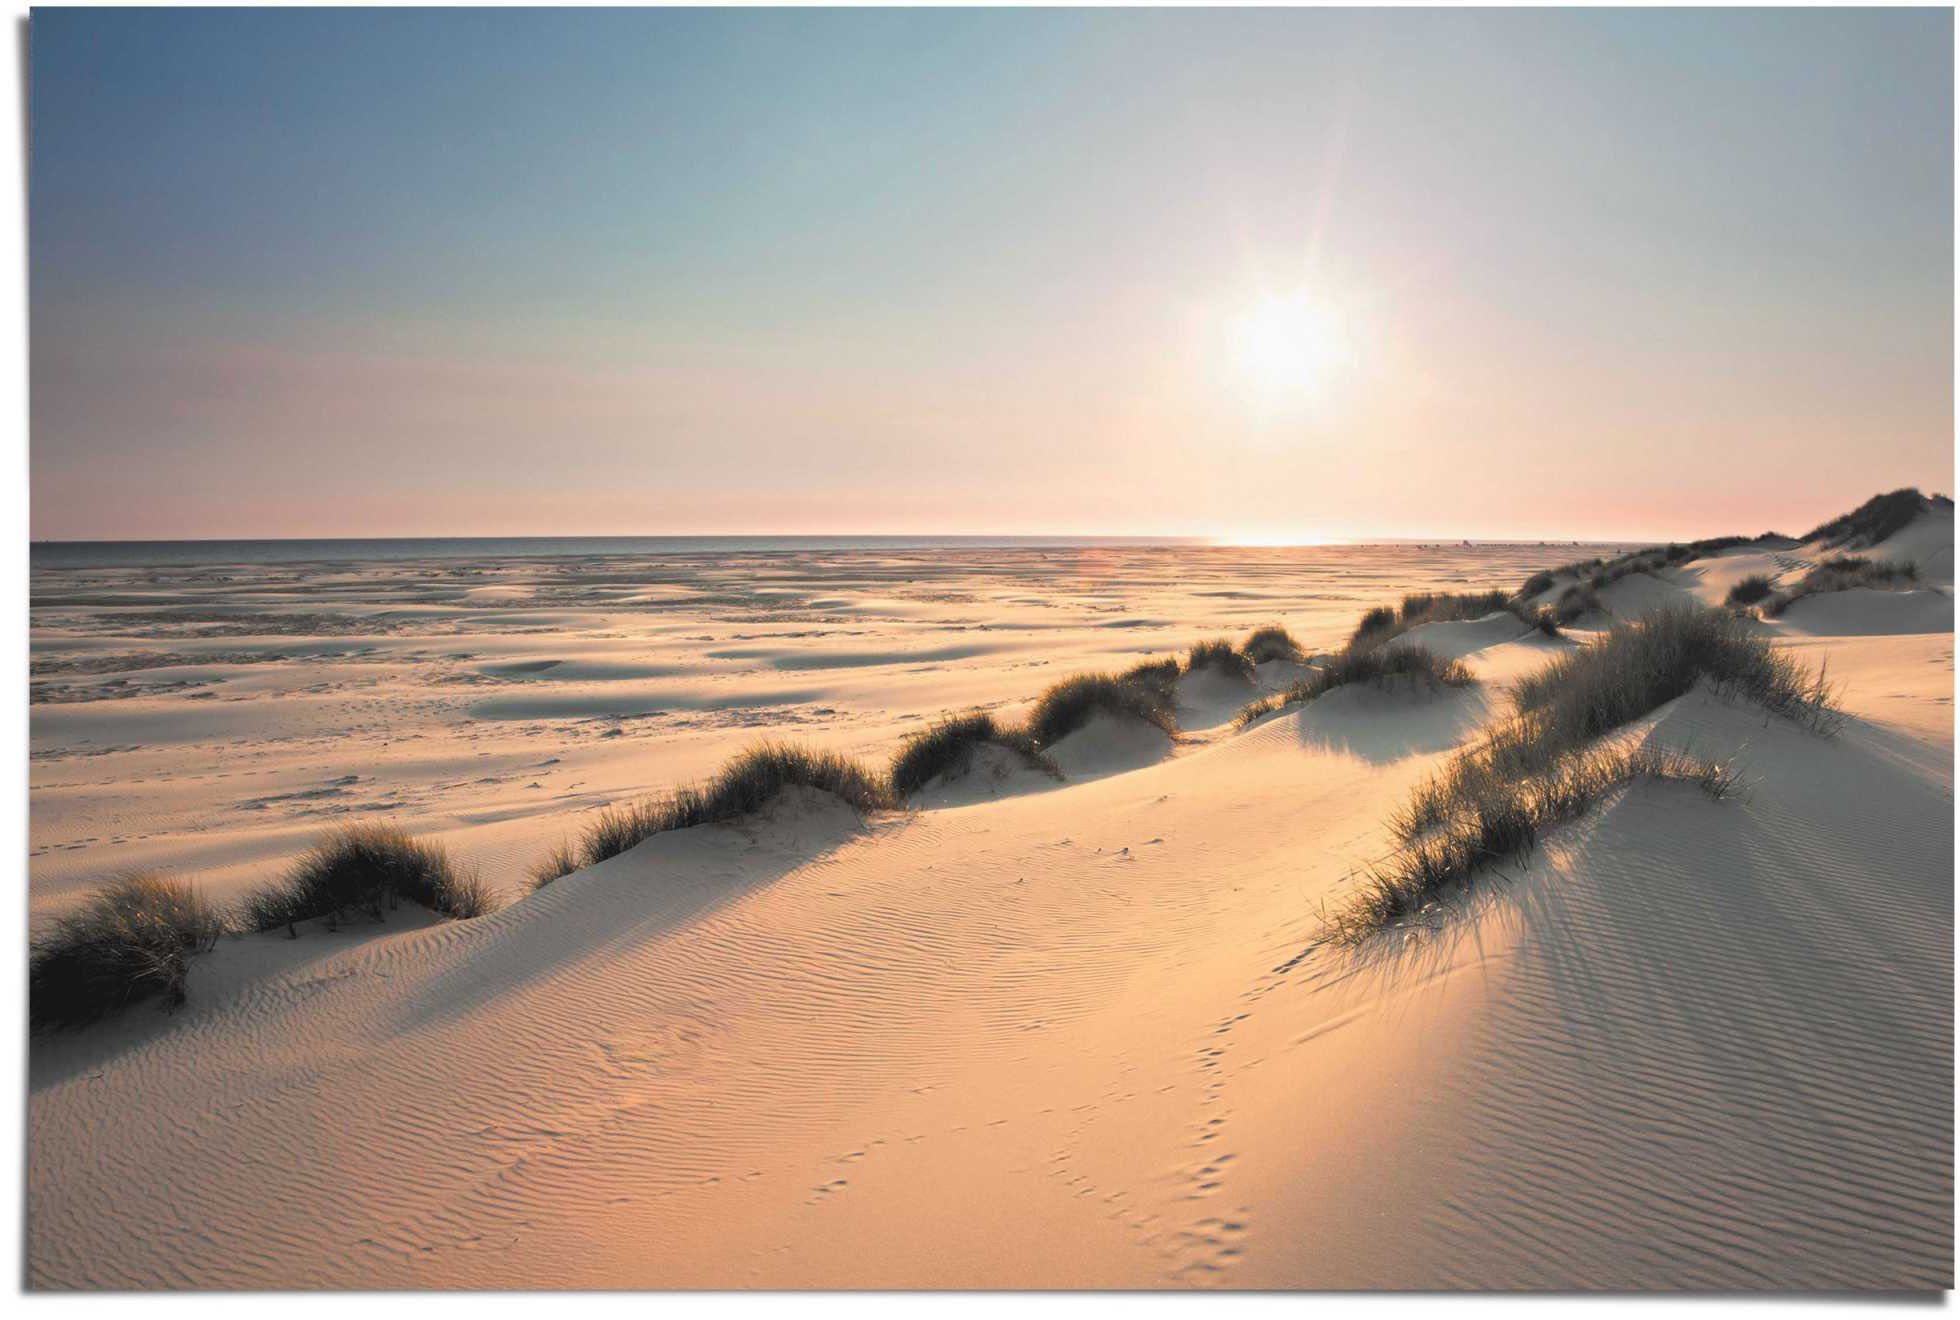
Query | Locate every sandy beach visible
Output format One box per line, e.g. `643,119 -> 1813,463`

23,5 -> 1954,1297
27,509 -> 1953,1289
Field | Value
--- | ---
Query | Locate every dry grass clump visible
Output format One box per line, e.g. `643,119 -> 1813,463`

1525,608 -> 1563,637
1725,574 -> 1775,607
1185,637 -> 1255,680
1026,670 -> 1178,748
527,839 -> 582,893
1509,605 -> 1839,743
1241,625 -> 1305,664
1518,570 -> 1557,600
1329,741 -> 1738,944
1517,531 -> 1796,606
1333,607 -> 1840,939
1233,693 -> 1286,729
1349,589 -> 1510,651
1552,582 -> 1603,624
242,824 -> 495,934
1803,488 -> 1940,548
1762,556 -> 1918,617
1301,643 -> 1473,702
578,742 -> 897,867
889,711 -> 1056,798
1588,550 -> 1668,590
30,873 -> 225,1029
1234,644 -> 1472,729
1120,657 -> 1181,702
1352,605 -> 1395,641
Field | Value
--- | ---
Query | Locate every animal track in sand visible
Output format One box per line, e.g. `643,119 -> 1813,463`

1160,1001 -> 1259,1284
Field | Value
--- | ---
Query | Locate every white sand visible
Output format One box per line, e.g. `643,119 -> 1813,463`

26,530 -> 1953,1288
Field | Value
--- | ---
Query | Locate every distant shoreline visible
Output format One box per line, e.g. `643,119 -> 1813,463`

30,535 -> 1641,571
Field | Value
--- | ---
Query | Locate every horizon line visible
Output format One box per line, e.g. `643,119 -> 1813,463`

29,530 -> 1667,551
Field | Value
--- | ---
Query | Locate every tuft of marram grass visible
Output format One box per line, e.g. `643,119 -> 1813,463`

1232,693 -> 1285,730
1119,657 -> 1181,703
30,873 -> 225,1030
241,823 -> 495,934
1350,590 -> 1511,651
1552,582 -> 1603,624
578,741 -> 897,868
527,839 -> 581,893
1518,570 -> 1557,600
1185,637 -> 1255,680
1329,741 -> 1739,945
1725,574 -> 1775,607
1234,644 -> 1471,729
1390,607 -> 1837,847
1803,487 -> 1936,549
1762,556 -> 1918,618
1521,606 -> 1562,637
889,711 -> 1056,798
1350,605 -> 1395,646
1026,670 -> 1178,748
1297,643 -> 1473,703
1512,605 -> 1840,734
1241,625 -> 1305,664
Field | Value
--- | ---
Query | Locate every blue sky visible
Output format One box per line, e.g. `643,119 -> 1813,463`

30,7 -> 1954,540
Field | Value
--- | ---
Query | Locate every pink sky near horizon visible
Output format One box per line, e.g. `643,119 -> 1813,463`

29,8 -> 1954,544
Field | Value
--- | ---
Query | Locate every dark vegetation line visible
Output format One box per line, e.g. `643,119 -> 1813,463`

1328,608 -> 1842,944
1803,488 -> 1951,549
34,490 -> 1930,1026
31,825 -> 493,1031
1234,589 -> 1535,730
242,824 -> 492,935
29,874 -> 224,1029
39,622 -> 1327,1029
1759,556 -> 1919,618
543,624 -> 1312,887
1236,644 -> 1472,729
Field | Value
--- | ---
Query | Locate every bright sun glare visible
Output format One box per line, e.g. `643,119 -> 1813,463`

1232,293 -> 1352,402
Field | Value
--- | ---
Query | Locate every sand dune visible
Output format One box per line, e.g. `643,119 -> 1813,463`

26,521 -> 1954,1289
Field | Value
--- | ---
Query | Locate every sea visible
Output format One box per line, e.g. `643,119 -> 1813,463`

29,535 -> 1208,571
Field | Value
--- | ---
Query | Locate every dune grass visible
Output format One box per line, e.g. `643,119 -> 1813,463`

1510,603 -> 1838,739
1513,533 -> 1748,600
527,839 -> 582,893
1515,530 -> 1797,607
577,741 -> 897,868
1326,607 -> 1840,942
1185,637 -> 1256,680
1725,574 -> 1775,607
30,873 -> 226,1030
1119,656 -> 1181,703
241,823 -> 495,935
1242,625 -> 1305,664
1328,741 -> 1739,945
1762,556 -> 1919,617
889,711 -> 1057,797
1350,590 -> 1510,651
1235,644 -> 1472,729
1027,670 -> 1178,748
1803,487 -> 1939,548
1552,582 -> 1603,624
1518,570 -> 1557,600
1521,606 -> 1563,637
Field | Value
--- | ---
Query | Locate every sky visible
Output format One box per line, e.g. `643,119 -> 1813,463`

29,6 -> 1954,543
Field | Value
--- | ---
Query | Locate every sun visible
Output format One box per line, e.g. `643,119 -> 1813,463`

1231,293 -> 1352,401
